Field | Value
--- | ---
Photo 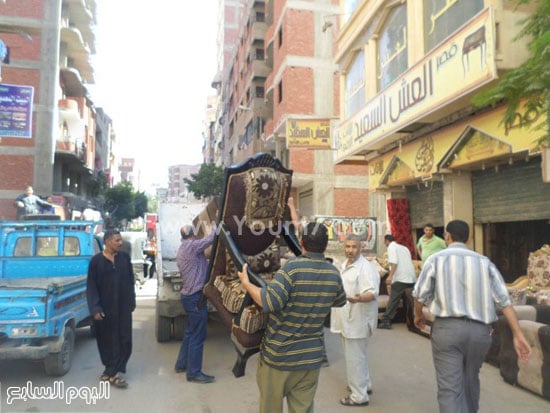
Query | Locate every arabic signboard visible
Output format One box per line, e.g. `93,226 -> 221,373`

334,7 -> 496,163
0,83 -> 34,138
286,119 -> 332,149
315,216 -> 377,251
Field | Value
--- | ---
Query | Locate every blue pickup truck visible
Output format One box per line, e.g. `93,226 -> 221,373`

0,219 -> 102,376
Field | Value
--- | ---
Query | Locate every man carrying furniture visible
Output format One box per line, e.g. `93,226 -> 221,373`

413,219 -> 531,413
238,222 -> 346,413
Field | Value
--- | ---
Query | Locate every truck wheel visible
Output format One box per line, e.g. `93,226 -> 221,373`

156,314 -> 171,342
44,325 -> 75,376
173,316 -> 185,340
155,300 -> 172,342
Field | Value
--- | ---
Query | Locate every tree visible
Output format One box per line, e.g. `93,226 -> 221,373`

89,171 -> 109,198
184,163 -> 225,199
134,191 -> 149,218
104,181 -> 136,227
472,0 -> 550,146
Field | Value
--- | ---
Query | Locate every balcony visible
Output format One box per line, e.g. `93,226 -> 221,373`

58,98 -> 80,120
60,68 -> 87,97
251,20 -> 267,41
60,25 -> 94,83
55,134 -> 86,164
65,0 -> 97,51
61,25 -> 90,55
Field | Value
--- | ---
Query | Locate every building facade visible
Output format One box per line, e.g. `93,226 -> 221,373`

167,164 -> 201,203
0,0 -> 114,220
213,0 -> 370,221
334,0 -> 549,279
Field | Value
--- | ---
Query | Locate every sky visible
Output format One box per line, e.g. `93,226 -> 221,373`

89,1 -> 219,192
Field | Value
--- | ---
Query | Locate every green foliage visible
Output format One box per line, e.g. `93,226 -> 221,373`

472,0 -> 550,146
89,171 -> 109,197
134,191 -> 149,217
184,163 -> 225,199
103,181 -> 136,227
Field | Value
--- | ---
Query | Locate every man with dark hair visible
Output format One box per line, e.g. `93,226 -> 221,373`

174,224 -> 216,383
238,222 -> 347,413
416,223 -> 446,262
413,219 -> 531,412
87,229 -> 136,388
378,234 -> 416,329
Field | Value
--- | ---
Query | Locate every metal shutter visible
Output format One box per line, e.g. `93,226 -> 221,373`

473,159 -> 550,223
406,181 -> 444,228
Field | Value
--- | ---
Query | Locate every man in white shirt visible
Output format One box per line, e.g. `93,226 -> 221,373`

338,235 -> 380,407
378,234 -> 416,329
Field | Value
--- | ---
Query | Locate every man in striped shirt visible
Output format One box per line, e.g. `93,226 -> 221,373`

238,222 -> 347,413
413,219 -> 531,413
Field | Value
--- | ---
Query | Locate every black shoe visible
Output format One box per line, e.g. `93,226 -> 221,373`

187,372 -> 215,383
378,321 -> 392,329
174,366 -> 186,373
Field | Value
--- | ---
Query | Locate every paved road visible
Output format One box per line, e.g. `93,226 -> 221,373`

0,278 -> 548,412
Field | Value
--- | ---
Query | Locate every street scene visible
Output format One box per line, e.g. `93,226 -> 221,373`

0,278 -> 548,413
1,0 -> 550,412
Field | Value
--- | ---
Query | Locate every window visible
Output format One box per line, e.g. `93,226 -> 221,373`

256,86 -> 264,98
343,0 -> 361,24
278,81 -> 283,103
377,4 -> 408,90
345,50 -> 366,117
424,0 -> 483,52
278,28 -> 283,48
64,236 -> 80,256
255,48 -> 264,60
14,237 -> 31,257
37,236 -> 58,256
256,12 -> 265,22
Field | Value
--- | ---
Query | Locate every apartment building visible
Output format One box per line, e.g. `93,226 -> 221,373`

334,1 -> 549,280
167,164 -> 201,203
0,0 -> 112,219
214,0 -> 370,220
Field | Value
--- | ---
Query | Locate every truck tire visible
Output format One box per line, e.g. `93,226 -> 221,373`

44,325 -> 75,376
173,315 -> 185,340
156,314 -> 171,342
155,300 -> 171,342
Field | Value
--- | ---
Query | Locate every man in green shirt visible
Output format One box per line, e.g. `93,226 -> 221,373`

238,222 -> 346,413
416,223 -> 446,262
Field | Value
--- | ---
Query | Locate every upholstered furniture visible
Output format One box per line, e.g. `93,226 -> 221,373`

526,245 -> 550,304
403,288 -> 434,337
505,245 -> 550,305
202,154 -> 301,377
497,305 -> 550,400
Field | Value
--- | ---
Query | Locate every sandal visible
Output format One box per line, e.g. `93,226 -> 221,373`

100,374 -> 110,381
340,396 -> 369,407
109,372 -> 128,388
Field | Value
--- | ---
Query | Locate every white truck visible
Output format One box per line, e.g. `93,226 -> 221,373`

154,201 -> 213,342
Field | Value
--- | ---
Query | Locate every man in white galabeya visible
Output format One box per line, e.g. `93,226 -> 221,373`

338,234 -> 380,407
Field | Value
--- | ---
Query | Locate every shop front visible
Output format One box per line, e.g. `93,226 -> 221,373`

366,104 -> 548,280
